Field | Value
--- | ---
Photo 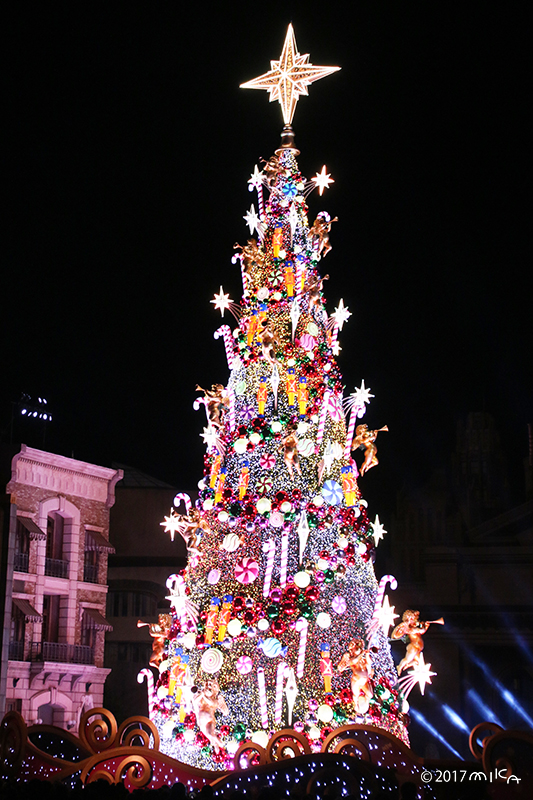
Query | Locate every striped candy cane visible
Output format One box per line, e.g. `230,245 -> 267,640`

137,669 -> 157,720
262,540 -> 276,598
330,322 -> 340,350
214,325 -> 235,370
257,668 -> 269,728
275,662 -> 288,724
173,493 -> 191,513
294,618 -> 308,678
315,389 -> 331,453
256,184 -> 264,221
227,387 -> 236,431
343,403 -> 361,460
280,529 -> 289,589
372,575 -> 398,617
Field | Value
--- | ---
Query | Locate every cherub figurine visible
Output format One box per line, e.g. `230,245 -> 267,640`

337,638 -> 374,715
351,424 -> 389,475
281,426 -> 302,479
195,384 -> 229,430
137,613 -> 172,668
391,610 -> 443,675
260,154 -> 283,186
257,320 -> 280,366
304,273 -> 329,312
309,212 -> 338,258
191,678 -> 229,753
233,239 -> 265,273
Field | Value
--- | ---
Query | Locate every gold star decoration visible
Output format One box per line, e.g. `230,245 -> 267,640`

240,24 -> 340,126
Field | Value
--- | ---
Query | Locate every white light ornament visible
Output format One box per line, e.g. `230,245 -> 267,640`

210,286 -> 232,317
200,425 -> 225,455
240,24 -> 340,126
374,595 -> 399,638
397,654 -> 437,699
331,299 -> 352,331
290,298 -> 301,341
371,515 -> 387,546
270,364 -> 280,410
311,165 -> 334,196
297,510 -> 310,563
248,165 -> 263,192
160,511 -> 182,542
243,204 -> 262,237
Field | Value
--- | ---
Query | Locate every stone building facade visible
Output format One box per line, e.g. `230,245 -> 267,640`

1,445 -> 122,729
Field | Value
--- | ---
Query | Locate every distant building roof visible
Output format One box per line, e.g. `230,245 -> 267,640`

112,463 -> 177,489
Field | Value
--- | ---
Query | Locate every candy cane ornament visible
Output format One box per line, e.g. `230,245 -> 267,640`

257,668 -> 269,728
343,403 -> 362,459
262,540 -> 276,598
295,617 -> 308,678
315,389 -> 331,453
214,325 -> 235,370
173,493 -> 191,514
137,669 -> 157,720
330,322 -> 340,350
227,387 -> 236,431
280,529 -> 289,589
372,575 -> 398,617
275,661 -> 288,724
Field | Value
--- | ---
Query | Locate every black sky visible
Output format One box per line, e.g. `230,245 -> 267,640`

4,4 -> 531,514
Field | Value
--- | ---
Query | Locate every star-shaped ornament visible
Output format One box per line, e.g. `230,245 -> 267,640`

243,204 -> 262,236
332,341 -> 342,356
311,165 -> 334,196
200,425 -> 224,454
240,24 -> 340,125
397,654 -> 437,699
160,511 -> 182,542
331,299 -> 352,330
248,165 -> 263,192
211,286 -> 232,317
371,515 -> 387,546
375,595 -> 399,637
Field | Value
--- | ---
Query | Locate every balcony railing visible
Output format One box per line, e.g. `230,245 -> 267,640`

44,558 -> 69,578
14,552 -> 29,573
8,641 -> 25,661
83,563 -> 99,584
31,642 -> 94,665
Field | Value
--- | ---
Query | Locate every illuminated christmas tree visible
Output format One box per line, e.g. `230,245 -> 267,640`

140,26 -> 437,772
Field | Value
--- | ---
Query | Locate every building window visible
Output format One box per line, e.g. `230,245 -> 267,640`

107,591 -> 157,618
14,519 -> 30,573
45,514 -> 68,578
42,595 -> 60,643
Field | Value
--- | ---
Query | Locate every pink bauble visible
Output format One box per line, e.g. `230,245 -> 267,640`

300,333 -> 316,352
235,557 -> 259,584
236,655 -> 253,675
207,569 -> 221,585
331,596 -> 347,614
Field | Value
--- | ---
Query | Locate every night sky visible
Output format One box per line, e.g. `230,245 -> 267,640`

4,5 -> 531,517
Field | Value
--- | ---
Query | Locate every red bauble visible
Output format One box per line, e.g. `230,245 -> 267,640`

271,619 -> 286,635
284,585 -> 299,602
282,601 -> 298,617
305,586 -> 320,602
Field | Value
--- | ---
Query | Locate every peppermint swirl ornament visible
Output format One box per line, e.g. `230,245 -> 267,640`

201,648 -> 224,674
235,557 -> 259,584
